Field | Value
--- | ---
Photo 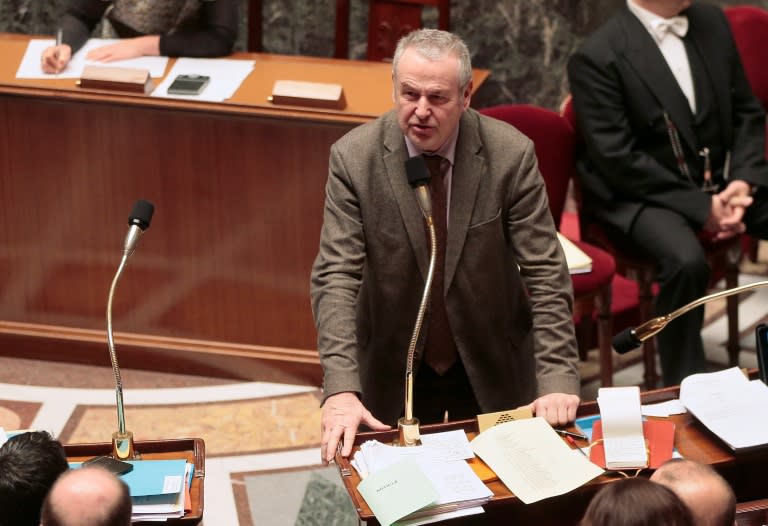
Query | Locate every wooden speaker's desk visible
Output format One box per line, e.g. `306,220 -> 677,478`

0,33 -> 488,384
65,438 -> 205,525
335,383 -> 768,525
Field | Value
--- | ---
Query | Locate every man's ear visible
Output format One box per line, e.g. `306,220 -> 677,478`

462,80 -> 473,110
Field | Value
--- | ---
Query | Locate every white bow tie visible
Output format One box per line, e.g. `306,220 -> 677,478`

651,16 -> 689,40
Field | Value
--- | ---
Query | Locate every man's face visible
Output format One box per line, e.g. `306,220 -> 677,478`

393,48 -> 472,153
641,0 -> 692,17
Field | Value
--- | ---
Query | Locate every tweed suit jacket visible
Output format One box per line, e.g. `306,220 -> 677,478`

310,108 -> 580,426
567,3 -> 768,234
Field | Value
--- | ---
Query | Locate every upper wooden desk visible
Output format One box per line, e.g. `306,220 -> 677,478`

336,381 -> 768,525
0,33 -> 488,384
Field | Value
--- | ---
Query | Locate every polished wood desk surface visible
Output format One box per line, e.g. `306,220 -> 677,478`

0,32 -> 490,124
336,379 -> 768,525
65,438 -> 205,525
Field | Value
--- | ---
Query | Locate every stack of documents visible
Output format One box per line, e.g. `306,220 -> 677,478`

680,367 -> 768,452
122,459 -> 193,522
353,430 -> 492,526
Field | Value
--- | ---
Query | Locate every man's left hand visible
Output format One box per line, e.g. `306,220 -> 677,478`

520,393 -> 580,426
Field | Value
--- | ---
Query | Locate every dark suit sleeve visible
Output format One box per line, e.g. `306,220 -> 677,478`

60,0 -> 110,55
159,0 -> 238,57
567,44 -> 711,227
310,143 -> 365,402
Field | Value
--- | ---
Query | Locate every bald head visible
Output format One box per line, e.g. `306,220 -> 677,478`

40,466 -> 131,526
650,459 -> 736,526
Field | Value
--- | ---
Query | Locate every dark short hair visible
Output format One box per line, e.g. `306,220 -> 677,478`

0,431 -> 69,526
581,477 -> 694,526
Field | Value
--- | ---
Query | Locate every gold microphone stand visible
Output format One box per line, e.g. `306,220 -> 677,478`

107,250 -> 138,460
629,280 -> 768,344
106,202 -> 153,460
397,189 -> 437,447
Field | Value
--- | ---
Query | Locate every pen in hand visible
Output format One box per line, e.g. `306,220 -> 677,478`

54,28 -> 63,74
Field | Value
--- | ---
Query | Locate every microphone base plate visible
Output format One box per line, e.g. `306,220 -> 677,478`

396,417 -> 421,447
112,430 -> 138,460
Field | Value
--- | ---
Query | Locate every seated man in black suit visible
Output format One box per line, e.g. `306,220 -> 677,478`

568,0 -> 768,385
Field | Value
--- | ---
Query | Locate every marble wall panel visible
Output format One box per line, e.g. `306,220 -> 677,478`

2,1 -> 766,109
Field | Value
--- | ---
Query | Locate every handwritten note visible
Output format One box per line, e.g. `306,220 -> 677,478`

471,417 -> 604,504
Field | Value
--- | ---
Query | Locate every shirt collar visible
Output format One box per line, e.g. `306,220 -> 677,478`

627,0 -> 688,43
404,123 -> 460,167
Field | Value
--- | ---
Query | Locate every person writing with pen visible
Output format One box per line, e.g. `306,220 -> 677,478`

40,0 -> 238,74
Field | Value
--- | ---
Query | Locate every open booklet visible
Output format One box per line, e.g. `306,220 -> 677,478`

679,367 -> 768,452
596,386 -> 648,469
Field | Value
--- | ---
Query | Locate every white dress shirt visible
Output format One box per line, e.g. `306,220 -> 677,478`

627,0 -> 696,114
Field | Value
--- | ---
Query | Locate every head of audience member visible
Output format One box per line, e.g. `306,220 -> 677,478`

580,477 -> 694,526
40,466 -> 132,526
391,29 -> 473,154
634,0 -> 692,18
0,431 -> 69,526
650,458 -> 737,526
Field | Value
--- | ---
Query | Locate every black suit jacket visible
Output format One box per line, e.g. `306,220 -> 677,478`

567,3 -> 768,233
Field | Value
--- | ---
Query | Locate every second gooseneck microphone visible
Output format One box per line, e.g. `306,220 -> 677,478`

107,199 -> 154,460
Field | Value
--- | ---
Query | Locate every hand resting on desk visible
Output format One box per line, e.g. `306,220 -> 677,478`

520,392 -> 581,427
320,391 -> 390,465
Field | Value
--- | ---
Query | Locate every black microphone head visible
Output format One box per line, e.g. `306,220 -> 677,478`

128,200 -> 154,230
612,327 -> 642,354
405,155 -> 430,188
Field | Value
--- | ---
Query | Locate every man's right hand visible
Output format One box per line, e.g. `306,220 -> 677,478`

704,193 -> 747,240
320,392 -> 390,465
41,45 -> 72,74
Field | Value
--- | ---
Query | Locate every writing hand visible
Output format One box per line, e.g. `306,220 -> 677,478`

320,392 -> 390,465
41,44 -> 72,74
519,392 -> 580,426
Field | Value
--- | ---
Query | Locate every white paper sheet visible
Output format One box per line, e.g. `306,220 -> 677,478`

470,417 -> 604,504
150,57 -> 255,102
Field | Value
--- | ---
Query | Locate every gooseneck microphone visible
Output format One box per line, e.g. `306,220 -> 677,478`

613,280 -> 768,354
398,156 -> 437,447
107,199 -> 154,460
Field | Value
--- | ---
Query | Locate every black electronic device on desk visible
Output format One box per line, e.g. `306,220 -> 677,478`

167,74 -> 210,96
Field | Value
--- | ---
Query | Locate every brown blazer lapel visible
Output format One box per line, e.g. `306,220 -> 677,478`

445,111 -> 484,290
382,114 -> 432,279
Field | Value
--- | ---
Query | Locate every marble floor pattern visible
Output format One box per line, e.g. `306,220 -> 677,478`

0,269 -> 766,525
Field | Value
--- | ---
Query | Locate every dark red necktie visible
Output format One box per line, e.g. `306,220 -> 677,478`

422,154 -> 458,375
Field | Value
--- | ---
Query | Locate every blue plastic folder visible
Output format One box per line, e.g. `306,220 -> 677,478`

121,459 -> 188,497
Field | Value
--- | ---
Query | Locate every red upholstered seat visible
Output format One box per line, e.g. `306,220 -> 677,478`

480,104 -> 617,386
724,5 -> 768,262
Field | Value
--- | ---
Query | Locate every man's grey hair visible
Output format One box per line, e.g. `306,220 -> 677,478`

392,29 -> 472,90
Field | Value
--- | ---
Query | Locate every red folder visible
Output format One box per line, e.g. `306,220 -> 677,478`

589,419 -> 675,469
